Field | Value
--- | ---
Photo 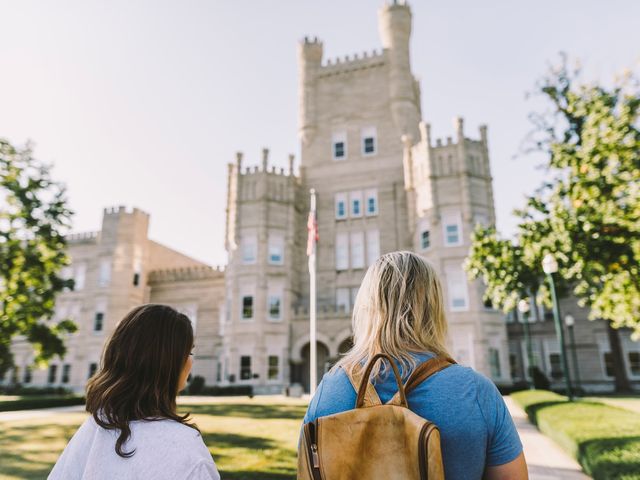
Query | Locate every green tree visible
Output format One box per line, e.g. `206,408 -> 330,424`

0,139 -> 76,379
465,226 -> 542,315
516,59 -> 639,392
522,58 -> 640,337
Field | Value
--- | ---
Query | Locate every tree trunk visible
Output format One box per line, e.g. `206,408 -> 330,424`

606,321 -> 633,393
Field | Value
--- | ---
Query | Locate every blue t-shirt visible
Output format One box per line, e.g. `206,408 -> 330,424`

303,353 -> 522,480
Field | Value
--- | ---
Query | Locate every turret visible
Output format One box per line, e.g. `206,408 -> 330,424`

378,1 -> 420,143
298,37 -> 323,147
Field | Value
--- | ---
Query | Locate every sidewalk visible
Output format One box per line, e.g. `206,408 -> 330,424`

0,404 -> 85,422
504,396 -> 591,480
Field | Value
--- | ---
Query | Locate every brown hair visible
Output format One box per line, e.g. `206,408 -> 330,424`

86,304 -> 198,458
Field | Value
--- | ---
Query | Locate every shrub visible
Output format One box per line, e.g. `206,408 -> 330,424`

182,385 -> 253,397
0,395 -> 85,412
188,375 -> 206,395
512,390 -> 640,480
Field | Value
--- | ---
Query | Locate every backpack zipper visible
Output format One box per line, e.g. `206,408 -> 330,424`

304,420 -> 323,480
418,422 -> 436,480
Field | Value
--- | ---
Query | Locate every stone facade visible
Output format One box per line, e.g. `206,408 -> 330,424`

221,1 -> 509,393
5,1 -> 637,395
5,206 -> 225,393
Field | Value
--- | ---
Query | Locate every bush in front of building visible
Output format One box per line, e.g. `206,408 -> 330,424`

0,385 -> 73,396
182,377 -> 253,397
512,390 -> 640,480
0,395 -> 85,412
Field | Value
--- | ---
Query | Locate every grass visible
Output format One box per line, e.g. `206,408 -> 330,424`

512,390 -> 640,480
0,395 -> 307,480
585,396 -> 640,415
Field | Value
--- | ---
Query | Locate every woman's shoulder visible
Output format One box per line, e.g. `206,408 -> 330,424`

130,418 -> 202,440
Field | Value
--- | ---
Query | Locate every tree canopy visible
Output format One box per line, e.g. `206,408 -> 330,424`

0,139 -> 76,378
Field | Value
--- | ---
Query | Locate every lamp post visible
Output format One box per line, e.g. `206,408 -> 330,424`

518,298 -> 535,389
564,314 -> 581,396
542,253 -> 573,400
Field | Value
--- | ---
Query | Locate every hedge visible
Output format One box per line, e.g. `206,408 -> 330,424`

0,395 -> 85,412
512,390 -> 640,480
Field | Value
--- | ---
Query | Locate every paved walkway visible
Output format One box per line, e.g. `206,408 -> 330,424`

0,404 -> 85,422
504,396 -> 591,480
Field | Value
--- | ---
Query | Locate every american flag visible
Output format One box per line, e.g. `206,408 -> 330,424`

306,207 -> 318,256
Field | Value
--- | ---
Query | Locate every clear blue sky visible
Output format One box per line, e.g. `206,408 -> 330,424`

1,1 -> 638,266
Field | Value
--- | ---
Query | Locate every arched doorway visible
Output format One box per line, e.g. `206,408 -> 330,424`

301,342 -> 330,393
338,337 -> 354,355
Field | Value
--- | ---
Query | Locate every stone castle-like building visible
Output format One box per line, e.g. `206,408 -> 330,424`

5,1 -> 638,394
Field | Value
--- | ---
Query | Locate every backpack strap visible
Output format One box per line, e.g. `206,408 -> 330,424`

386,356 -> 456,406
346,365 -> 382,408
346,353 -> 409,409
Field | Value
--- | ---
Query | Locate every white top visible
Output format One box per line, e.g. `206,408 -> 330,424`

48,415 -> 220,480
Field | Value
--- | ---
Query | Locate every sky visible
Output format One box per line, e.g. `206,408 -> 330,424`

1,0 -> 639,267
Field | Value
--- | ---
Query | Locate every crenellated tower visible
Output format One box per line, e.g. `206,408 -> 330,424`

222,149 -> 302,393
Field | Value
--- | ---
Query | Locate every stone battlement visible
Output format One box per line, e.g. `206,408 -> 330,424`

103,206 -> 150,217
234,149 -> 298,178
319,49 -> 386,77
66,231 -> 100,244
148,265 -> 224,284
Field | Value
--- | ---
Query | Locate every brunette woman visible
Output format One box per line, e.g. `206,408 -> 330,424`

49,304 -> 220,480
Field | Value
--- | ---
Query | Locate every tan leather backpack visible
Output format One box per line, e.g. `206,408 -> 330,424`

298,353 -> 454,480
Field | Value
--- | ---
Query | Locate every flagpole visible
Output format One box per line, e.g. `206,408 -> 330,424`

308,188 -> 318,395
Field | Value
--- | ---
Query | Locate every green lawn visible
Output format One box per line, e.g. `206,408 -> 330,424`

512,390 -> 640,480
0,395 -> 308,480
585,396 -> 640,415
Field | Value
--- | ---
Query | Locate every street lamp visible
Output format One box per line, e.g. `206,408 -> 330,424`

564,314 -> 581,396
542,253 -> 574,400
518,298 -> 535,389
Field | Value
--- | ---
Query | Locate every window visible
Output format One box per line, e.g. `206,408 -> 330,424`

509,354 -> 519,380
133,256 -> 142,286
350,287 -> 359,308
335,192 -> 347,220
421,230 -> 430,250
332,132 -> 347,160
603,352 -> 614,377
94,312 -> 104,332
88,362 -> 98,379
350,232 -> 365,269
268,232 -> 284,265
445,264 -> 469,311
361,126 -> 377,156
549,353 -> 563,379
335,233 -> 349,271
629,352 -> 640,376
23,367 -> 32,384
366,229 -> 380,266
74,263 -> 86,291
241,234 -> 257,264
336,287 -> 350,313
242,296 -> 254,320
268,355 -> 279,380
350,191 -> 363,218
365,189 -> 378,216
268,296 -> 281,320
240,356 -> 252,380
98,258 -> 111,287
62,364 -> 71,384
489,348 -> 501,378
47,364 -> 57,384
443,212 -> 462,246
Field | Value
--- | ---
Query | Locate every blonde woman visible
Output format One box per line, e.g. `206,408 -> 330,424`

303,251 -> 527,480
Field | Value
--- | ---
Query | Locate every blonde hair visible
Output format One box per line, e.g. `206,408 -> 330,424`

334,251 -> 450,379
